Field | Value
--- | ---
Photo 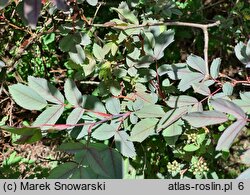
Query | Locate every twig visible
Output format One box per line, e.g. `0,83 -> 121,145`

90,2 -> 104,25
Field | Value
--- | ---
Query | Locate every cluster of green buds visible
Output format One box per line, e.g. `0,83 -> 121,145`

187,133 -> 198,144
167,160 -> 181,175
190,157 -> 209,176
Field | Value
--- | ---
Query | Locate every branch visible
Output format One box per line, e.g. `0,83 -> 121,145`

92,20 -> 221,78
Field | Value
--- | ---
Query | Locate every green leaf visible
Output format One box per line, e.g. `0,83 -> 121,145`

105,97 -> 121,114
58,142 -> 85,153
59,33 -> 81,52
93,43 -> 106,61
9,84 -> 47,110
182,111 -> 228,128
75,144 -> 122,178
92,124 -> 116,140
1,126 -> 42,144
237,168 -> 250,179
82,145 -> 110,177
157,63 -> 187,78
186,54 -> 206,74
154,30 -> 175,60
64,78 -> 83,107
111,8 -> 139,24
183,144 -> 200,152
157,107 -> 188,132
48,162 -> 78,179
115,131 -> 136,158
23,0 -> 41,29
126,48 -> 140,67
66,107 -> 85,129
42,33 -> 55,45
216,119 -> 247,151
101,147 -> 123,178
130,118 -> 158,142
86,0 -> 98,6
210,98 -> 246,119
210,58 -> 221,79
192,83 -> 211,96
222,82 -> 233,96
32,105 -> 64,130
82,95 -> 106,113
69,44 -> 85,65
166,95 -> 198,108
135,104 -> 165,118
28,76 -> 64,104
241,149 -> 250,165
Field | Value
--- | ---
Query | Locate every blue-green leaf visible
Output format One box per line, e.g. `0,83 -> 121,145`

182,111 -> 228,128
157,107 -> 188,132
105,97 -> 121,114
216,119 -> 247,151
66,107 -> 85,129
92,124 -> 116,140
82,95 -> 106,113
115,131 -> 136,158
69,44 -> 85,65
210,98 -> 246,119
210,58 -> 221,79
130,118 -> 158,142
9,84 -> 47,110
32,105 -> 64,130
192,83 -> 211,96
135,104 -> 165,118
166,95 -> 198,108
154,30 -> 175,60
64,78 -> 83,107
186,54 -> 206,74
237,168 -> 250,179
222,82 -> 233,96
28,76 -> 64,104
